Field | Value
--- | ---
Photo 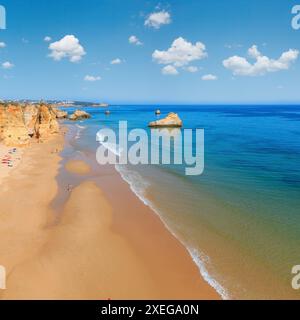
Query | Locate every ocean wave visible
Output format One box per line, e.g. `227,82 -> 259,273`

76,124 -> 86,129
115,164 -> 229,300
115,165 -> 150,205
74,124 -> 86,140
75,131 -> 81,140
96,132 -> 123,157
188,248 -> 229,300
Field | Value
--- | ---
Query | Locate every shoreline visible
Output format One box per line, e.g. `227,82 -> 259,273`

0,126 -> 220,299
115,164 -> 228,299
62,125 -> 220,299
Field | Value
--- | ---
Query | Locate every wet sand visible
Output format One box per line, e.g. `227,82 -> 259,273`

0,132 -> 219,299
65,160 -> 91,175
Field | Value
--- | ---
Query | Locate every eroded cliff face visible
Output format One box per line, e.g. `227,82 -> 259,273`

37,105 -> 59,139
0,104 -> 60,147
24,105 -> 39,137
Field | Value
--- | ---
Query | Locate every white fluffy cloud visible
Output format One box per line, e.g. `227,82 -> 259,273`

185,66 -> 198,73
84,75 -> 101,82
202,74 -> 217,81
44,36 -> 52,42
129,35 -> 142,46
111,58 -> 122,65
223,45 -> 299,76
247,45 -> 261,59
153,37 -> 207,67
0,42 -> 6,48
152,37 -> 207,75
2,61 -> 14,69
162,65 -> 178,75
145,10 -> 171,29
49,35 -> 86,63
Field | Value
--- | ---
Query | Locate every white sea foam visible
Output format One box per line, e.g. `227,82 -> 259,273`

96,132 -> 106,143
74,124 -> 86,140
115,164 -> 229,300
115,164 -> 150,205
96,132 -> 123,157
75,131 -> 81,140
102,142 -> 123,157
187,248 -> 230,300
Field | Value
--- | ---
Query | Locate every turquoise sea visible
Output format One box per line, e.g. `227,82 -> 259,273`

62,105 -> 300,299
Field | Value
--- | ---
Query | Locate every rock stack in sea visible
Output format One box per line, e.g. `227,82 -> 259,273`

53,108 -> 68,119
0,103 -> 60,147
148,112 -> 183,128
69,110 -> 91,121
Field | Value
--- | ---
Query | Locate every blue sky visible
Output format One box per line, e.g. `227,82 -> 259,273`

0,0 -> 300,104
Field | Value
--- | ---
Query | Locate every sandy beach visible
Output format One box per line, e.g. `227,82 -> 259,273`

0,146 -> 23,187
0,128 -> 219,300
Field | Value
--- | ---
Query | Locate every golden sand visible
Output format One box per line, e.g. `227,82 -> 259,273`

65,160 -> 91,175
0,133 -> 219,300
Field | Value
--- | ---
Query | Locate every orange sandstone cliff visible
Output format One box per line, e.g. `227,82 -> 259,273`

0,103 -> 60,147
